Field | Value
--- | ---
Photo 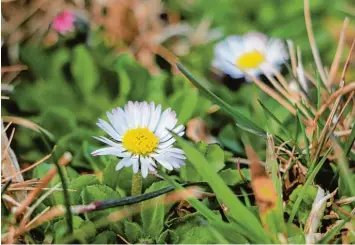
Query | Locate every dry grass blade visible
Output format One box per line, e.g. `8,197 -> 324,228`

19,183 -> 62,230
15,186 -> 202,240
286,40 -> 297,76
245,145 -> 277,219
4,153 -> 52,182
315,82 -> 355,123
1,121 -> 26,201
1,65 -> 28,73
247,73 -> 297,116
2,122 -> 12,133
327,18 -> 349,87
304,0 -> 327,85
340,37 -> 355,83
2,116 -> 44,133
14,152 -> 71,216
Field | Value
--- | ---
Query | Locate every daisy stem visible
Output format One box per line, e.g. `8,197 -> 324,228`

131,171 -> 142,196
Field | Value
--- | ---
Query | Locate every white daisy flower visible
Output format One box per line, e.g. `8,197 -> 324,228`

212,32 -> 288,80
92,101 -> 186,178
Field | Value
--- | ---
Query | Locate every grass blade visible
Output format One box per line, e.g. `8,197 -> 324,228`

258,100 -> 292,139
177,63 -> 266,137
344,126 -> 355,157
297,110 -> 311,164
317,218 -> 349,244
287,148 -> 332,224
172,132 -> 269,242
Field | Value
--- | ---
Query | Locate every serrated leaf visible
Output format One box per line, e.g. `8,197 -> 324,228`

53,216 -> 84,243
141,181 -> 170,240
124,221 -> 143,243
81,184 -> 121,221
92,230 -> 117,244
157,229 -> 179,244
219,168 -> 250,185
181,142 -> 225,182
176,225 -> 219,244
68,175 -> 99,205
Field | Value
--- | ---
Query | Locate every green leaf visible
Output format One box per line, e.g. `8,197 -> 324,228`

140,181 -> 169,239
71,45 -> 98,97
92,230 -> 117,244
218,124 -> 244,154
124,221 -> 143,243
172,134 -> 268,242
102,159 -> 133,195
258,100 -> 291,139
157,229 -> 179,244
38,107 -> 77,138
32,163 -> 79,205
81,184 -> 121,221
169,88 -> 199,124
177,63 -> 266,137
68,175 -> 99,205
176,225 -> 220,244
115,54 -> 150,103
211,222 -> 249,244
53,216 -> 84,243
180,142 -> 225,182
219,169 -> 250,185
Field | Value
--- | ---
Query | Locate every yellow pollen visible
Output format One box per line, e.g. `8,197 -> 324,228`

122,127 -> 158,155
236,50 -> 265,69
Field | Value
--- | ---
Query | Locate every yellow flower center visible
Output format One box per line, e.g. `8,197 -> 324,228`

122,127 -> 158,155
236,51 -> 265,69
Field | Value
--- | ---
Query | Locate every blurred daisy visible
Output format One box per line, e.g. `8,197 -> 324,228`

53,10 -> 75,34
92,101 -> 186,178
212,32 -> 288,80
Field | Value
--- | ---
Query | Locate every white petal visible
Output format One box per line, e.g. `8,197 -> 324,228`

148,104 -> 161,132
243,32 -> 267,53
93,136 -> 122,146
159,124 -> 184,142
140,157 -> 151,178
116,157 -> 131,171
266,38 -> 288,65
158,137 -> 176,149
97,119 -> 121,141
156,111 -> 178,139
131,157 -> 139,174
91,147 -> 128,157
111,108 -> 128,135
133,101 -> 141,128
141,102 -> 150,127
154,108 -> 171,137
153,155 -> 173,170
124,101 -> 135,128
164,152 -> 186,160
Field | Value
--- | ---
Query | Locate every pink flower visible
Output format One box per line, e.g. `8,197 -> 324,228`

53,11 -> 74,34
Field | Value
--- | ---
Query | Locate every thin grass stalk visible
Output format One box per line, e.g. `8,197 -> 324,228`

327,18 -> 349,87
304,0 -> 327,85
287,148 -> 332,224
